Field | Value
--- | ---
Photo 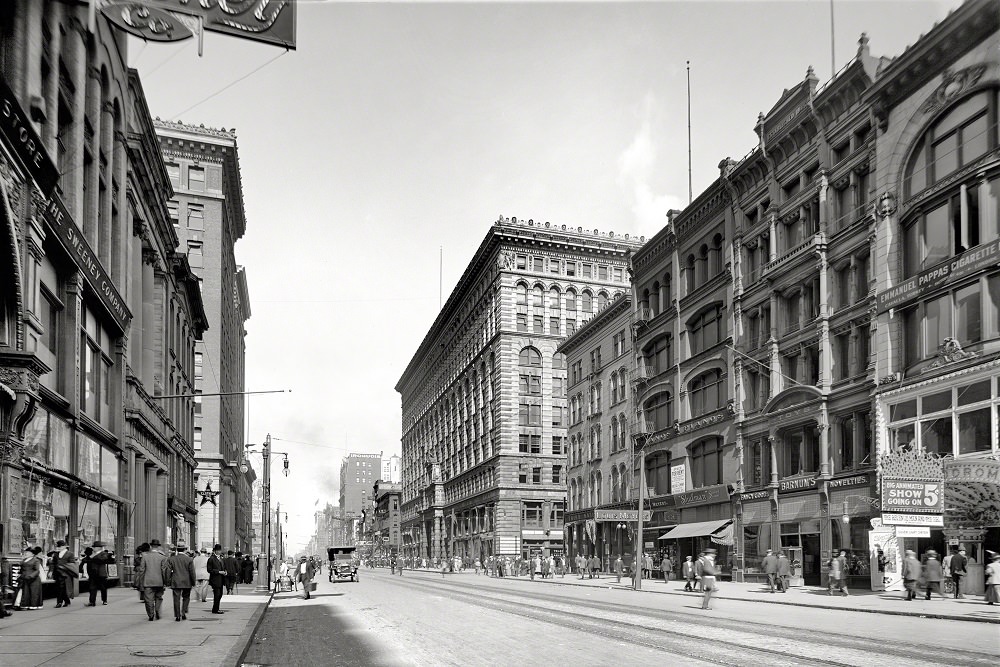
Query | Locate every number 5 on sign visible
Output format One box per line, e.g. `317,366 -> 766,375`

923,483 -> 941,508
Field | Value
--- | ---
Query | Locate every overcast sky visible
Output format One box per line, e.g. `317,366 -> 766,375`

130,0 -> 961,551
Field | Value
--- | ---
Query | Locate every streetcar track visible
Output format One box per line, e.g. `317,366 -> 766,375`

375,570 -> 995,666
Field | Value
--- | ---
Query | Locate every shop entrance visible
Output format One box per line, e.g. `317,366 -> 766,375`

780,522 -> 822,586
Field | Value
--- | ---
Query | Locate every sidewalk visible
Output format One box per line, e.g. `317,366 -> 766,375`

401,567 -> 1000,624
0,584 -> 272,667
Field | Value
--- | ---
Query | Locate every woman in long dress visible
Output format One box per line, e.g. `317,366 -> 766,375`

19,546 -> 44,609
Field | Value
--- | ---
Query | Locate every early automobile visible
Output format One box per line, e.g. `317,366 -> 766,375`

327,546 -> 359,582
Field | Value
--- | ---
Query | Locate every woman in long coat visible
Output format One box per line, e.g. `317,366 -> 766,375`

985,553 -> 1000,605
18,546 -> 44,609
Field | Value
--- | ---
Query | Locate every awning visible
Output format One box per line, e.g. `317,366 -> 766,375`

657,519 -> 733,541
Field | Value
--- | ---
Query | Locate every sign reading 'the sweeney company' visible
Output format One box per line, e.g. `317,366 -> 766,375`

877,240 -> 1000,313
41,194 -> 131,330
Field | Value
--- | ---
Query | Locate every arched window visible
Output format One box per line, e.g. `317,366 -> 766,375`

689,305 -> 725,355
581,290 -> 593,315
516,283 -> 528,305
904,89 -> 997,198
532,285 -> 544,307
697,244 -> 709,285
709,233 -> 724,277
690,437 -> 724,488
518,346 -> 542,367
610,466 -> 620,503
686,254 -> 697,293
645,334 -> 673,374
598,291 -> 609,310
619,463 -> 629,501
609,415 -> 619,452
594,471 -> 602,505
690,368 -> 725,416
566,289 -> 577,312
590,425 -> 601,458
549,287 -> 561,311
552,352 -> 565,369
644,392 -> 674,432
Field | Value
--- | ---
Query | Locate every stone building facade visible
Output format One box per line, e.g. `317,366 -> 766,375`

397,216 -> 642,563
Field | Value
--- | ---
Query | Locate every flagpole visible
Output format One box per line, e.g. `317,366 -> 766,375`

687,60 -> 693,205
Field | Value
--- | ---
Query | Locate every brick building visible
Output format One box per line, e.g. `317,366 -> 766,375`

339,452 -> 381,543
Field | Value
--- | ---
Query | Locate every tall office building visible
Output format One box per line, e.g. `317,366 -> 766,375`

155,121 -> 254,553
397,217 -> 643,562
339,452 -> 382,542
381,454 -> 402,484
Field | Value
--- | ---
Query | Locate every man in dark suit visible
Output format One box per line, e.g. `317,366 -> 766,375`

84,540 -> 113,606
207,544 -> 227,614
165,543 -> 197,621
224,550 -> 239,594
950,547 -> 968,599
51,540 -> 77,608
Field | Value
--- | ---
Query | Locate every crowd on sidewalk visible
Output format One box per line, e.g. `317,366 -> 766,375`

4,539 -> 259,623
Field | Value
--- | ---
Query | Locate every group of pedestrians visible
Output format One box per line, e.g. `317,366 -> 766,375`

13,539 -> 81,610
902,548 -> 1000,604
758,549 -> 793,593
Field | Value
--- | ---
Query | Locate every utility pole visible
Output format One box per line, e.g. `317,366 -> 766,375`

634,440 -> 646,591
254,434 -> 271,592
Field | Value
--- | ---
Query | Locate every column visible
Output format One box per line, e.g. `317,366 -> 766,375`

84,64 -> 101,246
768,213 -> 778,262
99,99 -> 114,267
769,291 -> 782,394
818,251 -> 832,391
141,251 -> 155,388
41,1 -> 62,153
768,434 -> 779,486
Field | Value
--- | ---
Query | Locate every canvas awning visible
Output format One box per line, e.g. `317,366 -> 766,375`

657,519 -> 733,541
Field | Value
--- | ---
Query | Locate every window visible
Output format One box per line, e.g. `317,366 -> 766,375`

533,257 -> 544,272
690,438 -> 723,488
552,465 -> 562,484
517,255 -> 527,270
905,90 -> 997,197
566,262 -> 576,277
519,374 -> 541,395
187,241 -> 204,268
834,332 -> 851,381
590,347 -> 602,372
79,306 -> 113,426
516,283 -> 528,305
167,201 -> 179,226
522,502 -> 542,526
646,334 -> 673,374
518,404 -> 541,426
887,380 -> 997,456
39,288 -> 61,355
550,260 -> 560,274
645,392 -> 673,432
746,438 -> 767,486
533,314 -> 543,334
646,452 -> 671,495
187,203 -> 204,230
552,436 -> 564,455
532,467 -> 542,484
519,347 -> 542,367
613,330 -> 626,357
518,433 -> 541,453
552,353 -> 565,370
780,425 -> 820,477
783,292 -> 801,334
553,377 -> 565,398
571,360 -> 583,384
549,317 -> 560,334
188,166 -> 205,191
904,182 -> 999,277
552,404 -> 564,426
582,263 -> 592,278
689,369 -> 725,416
581,291 -> 593,315
613,267 -> 623,281
589,426 -> 601,459
689,306 -> 724,355
566,320 -> 576,335
903,273 -> 1000,367
166,162 -> 180,186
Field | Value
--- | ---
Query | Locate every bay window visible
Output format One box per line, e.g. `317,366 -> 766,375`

887,378 -> 998,456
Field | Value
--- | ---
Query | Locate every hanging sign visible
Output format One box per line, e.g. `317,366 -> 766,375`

881,479 -> 943,514
140,0 -> 296,49
100,2 -> 194,42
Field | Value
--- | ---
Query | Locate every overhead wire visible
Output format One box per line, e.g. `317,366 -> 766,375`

168,49 -> 288,121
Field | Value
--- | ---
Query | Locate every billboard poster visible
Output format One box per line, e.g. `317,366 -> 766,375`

868,518 -> 903,592
670,464 -> 686,495
882,479 -> 943,514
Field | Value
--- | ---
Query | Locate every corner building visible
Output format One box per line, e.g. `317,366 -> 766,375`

867,0 -> 999,591
155,121 -> 253,553
398,217 -> 642,562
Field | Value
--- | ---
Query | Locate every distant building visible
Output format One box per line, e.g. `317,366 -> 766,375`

156,120 -> 254,553
373,481 -> 403,555
339,453 -> 382,542
381,454 -> 402,484
397,216 -> 644,563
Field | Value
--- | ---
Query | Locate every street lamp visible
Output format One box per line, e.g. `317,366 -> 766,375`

244,434 -> 291,592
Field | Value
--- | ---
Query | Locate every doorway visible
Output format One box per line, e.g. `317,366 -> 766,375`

802,533 -> 821,586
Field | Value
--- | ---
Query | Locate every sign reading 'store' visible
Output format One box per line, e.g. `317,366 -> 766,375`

881,479 -> 943,514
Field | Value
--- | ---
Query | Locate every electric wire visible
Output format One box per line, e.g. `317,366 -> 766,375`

168,49 -> 288,121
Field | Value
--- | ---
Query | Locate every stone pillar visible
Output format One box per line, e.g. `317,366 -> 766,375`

84,65 -> 101,246
768,213 -> 778,262
769,291 -> 781,394
41,2 -> 62,154
768,434 -> 779,486
141,251 -> 155,388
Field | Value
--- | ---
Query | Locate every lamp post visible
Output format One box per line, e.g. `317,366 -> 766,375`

243,434 -> 290,592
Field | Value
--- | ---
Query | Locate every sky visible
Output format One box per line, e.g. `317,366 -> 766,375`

128,0 -> 962,552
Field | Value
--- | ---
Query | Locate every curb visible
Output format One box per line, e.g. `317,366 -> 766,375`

222,592 -> 275,667
394,567 -> 1000,625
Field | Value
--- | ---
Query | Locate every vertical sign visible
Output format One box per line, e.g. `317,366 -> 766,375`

670,464 -> 686,495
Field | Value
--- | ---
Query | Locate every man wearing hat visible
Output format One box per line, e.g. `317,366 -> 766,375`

761,549 -> 779,593
51,539 -> 77,608
697,548 -> 719,610
902,550 -> 921,601
950,546 -> 968,599
136,539 -> 168,621
165,543 -> 196,621
922,550 -> 944,600
295,555 -> 316,600
207,544 -> 227,614
84,541 -> 113,606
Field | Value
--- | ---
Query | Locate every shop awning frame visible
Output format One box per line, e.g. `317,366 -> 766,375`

657,519 -> 733,541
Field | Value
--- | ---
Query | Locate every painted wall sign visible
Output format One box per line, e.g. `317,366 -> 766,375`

877,239 -> 1000,313
674,484 -> 730,508
0,76 -> 58,195
143,0 -> 297,49
882,479 -> 943,514
41,194 -> 132,330
738,489 -> 770,502
828,474 -> 870,489
101,2 -> 194,42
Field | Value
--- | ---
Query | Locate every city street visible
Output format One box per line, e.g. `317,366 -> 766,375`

242,567 -> 999,667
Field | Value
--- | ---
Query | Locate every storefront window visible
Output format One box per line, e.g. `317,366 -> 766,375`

49,416 -> 72,471
77,433 -> 101,486
742,523 -> 772,573
23,409 -> 49,462
101,447 -> 119,494
21,480 -> 70,556
101,501 -> 118,548
79,499 -> 101,551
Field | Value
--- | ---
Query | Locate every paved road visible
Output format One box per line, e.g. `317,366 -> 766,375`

241,567 -> 999,666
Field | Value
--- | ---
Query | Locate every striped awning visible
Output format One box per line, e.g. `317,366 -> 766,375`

657,519 -> 733,540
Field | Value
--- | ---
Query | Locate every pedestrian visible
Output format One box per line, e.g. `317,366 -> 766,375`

614,555 -> 625,583
902,550 -> 921,601
532,553 -> 542,580
134,543 -> 150,601
577,553 -> 586,579
17,546 -> 44,610
193,548 -> 210,603
590,554 -> 600,579
834,550 -> 850,596
83,540 -> 113,606
441,558 -> 448,578
777,550 -> 791,593
827,554 -> 842,596
207,544 -> 226,614
950,547 -> 968,599
224,550 -> 239,594
296,555 -> 316,600
643,553 -> 654,580
985,553 -> 1000,605
474,558 -> 481,575
136,539 -> 168,621
694,552 -> 705,592
547,554 -> 555,579
922,550 -> 944,600
762,549 -> 779,593
242,555 -> 255,585
698,548 -> 719,610
682,555 -> 696,592
165,543 -> 196,621
660,554 -> 673,583
50,539 -> 77,608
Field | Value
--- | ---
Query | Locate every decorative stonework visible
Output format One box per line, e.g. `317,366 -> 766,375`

921,337 -> 978,373
920,65 -> 988,115
878,448 -> 943,482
